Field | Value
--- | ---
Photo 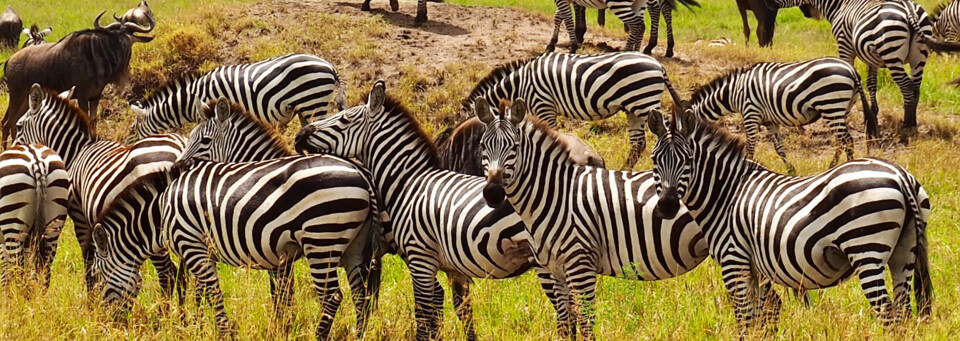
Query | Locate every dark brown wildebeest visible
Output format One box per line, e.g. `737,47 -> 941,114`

1,11 -> 155,145
737,0 -> 778,47
21,25 -> 53,48
0,6 -> 22,49
114,1 -> 155,27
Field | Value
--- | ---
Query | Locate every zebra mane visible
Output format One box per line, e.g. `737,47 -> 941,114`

141,74 -> 199,108
463,57 -> 534,112
689,64 -> 755,106
199,98 -> 293,156
379,94 -> 441,168
39,88 -> 96,138
94,170 -> 172,225
932,1 -> 950,19
677,110 -> 750,165
521,115 -> 578,163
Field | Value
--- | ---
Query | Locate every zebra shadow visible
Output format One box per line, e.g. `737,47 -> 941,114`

335,2 -> 469,36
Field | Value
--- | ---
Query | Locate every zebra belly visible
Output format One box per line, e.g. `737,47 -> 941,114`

571,0 -> 608,10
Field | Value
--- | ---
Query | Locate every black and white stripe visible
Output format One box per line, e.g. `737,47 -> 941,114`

933,0 -> 960,41
21,25 -> 51,48
475,99 -> 707,339
772,0 -> 960,138
0,144 -> 69,287
297,82 -> 586,341
687,57 -> 867,173
14,84 -> 185,298
159,156 -> 372,340
549,0 -> 698,56
465,52 -> 682,168
650,112 -> 932,332
130,53 -> 346,140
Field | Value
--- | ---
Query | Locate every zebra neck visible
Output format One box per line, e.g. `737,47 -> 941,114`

691,76 -> 737,121
365,114 -> 441,207
51,130 -> 99,170
810,0 -> 844,23
504,124 -> 577,228
683,136 -> 752,228
150,77 -> 203,128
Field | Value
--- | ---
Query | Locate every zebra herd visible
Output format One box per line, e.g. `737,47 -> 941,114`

0,0 -> 956,339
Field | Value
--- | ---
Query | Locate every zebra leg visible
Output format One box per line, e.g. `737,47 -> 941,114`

758,279 -> 782,331
866,66 -> 880,129
663,4 -> 675,58
719,251 -> 760,333
624,110 -> 650,170
888,64 -> 918,142
597,9 -> 605,27
574,4 -> 587,44
269,261 -> 296,329
69,205 -> 99,295
390,0 -> 399,12
414,0 -> 428,26
766,124 -> 795,174
609,0 -> 645,51
361,0 -> 371,11
742,114 -> 761,160
150,252 -> 184,312
183,251 -> 235,337
825,112 -> 854,167
847,250 -> 897,324
450,275 -> 477,341
537,268 -> 574,339
305,253 -> 343,341
410,259 -> 444,341
345,249 -> 382,338
643,1 -> 661,55
887,219 -> 918,322
565,256 -> 598,339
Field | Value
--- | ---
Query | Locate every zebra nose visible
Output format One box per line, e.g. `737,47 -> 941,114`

294,125 -> 317,154
656,189 -> 681,219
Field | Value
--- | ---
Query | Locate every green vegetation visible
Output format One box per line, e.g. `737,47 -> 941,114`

1,0 -> 959,339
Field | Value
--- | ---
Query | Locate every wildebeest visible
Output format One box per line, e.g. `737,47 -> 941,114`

0,6 -> 22,49
114,1 -> 154,27
21,25 -> 52,48
737,0 -> 777,47
1,11 -> 155,145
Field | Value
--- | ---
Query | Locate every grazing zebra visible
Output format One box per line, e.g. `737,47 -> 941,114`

21,25 -> 51,48
685,57 -> 868,173
0,144 -> 69,287
436,116 -> 605,176
771,0 -> 960,140
932,0 -> 960,41
298,81 -> 591,340
130,53 -> 346,140
549,0 -> 699,56
649,111 -> 931,332
465,52 -> 683,169
159,155 -> 373,340
173,97 -> 382,335
475,98 -> 707,339
14,84 -> 185,298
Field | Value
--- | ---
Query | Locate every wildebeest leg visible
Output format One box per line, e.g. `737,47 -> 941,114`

2,89 -> 28,147
361,0 -> 372,11
450,275 -> 478,341
643,0 -> 662,55
574,4 -> 587,44
737,0 -> 750,43
597,9 -> 605,27
414,0 -> 428,26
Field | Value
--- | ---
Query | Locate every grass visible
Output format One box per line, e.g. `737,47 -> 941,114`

2,0 -> 960,339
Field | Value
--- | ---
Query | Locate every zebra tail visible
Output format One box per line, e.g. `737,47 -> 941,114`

921,35 -> 960,53
335,73 -> 348,112
854,72 -> 878,138
663,74 -> 687,113
909,183 -> 933,316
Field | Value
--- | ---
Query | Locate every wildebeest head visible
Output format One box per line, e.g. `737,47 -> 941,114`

94,10 -> 155,43
21,25 -> 52,48
114,1 -> 155,28
0,6 -> 23,48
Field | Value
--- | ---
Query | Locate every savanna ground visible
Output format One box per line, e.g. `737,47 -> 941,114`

1,0 -> 959,339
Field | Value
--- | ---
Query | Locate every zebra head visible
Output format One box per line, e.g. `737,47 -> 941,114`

178,97 -> 233,164
295,81 -> 381,158
476,98 -> 526,208
14,84 -> 78,146
91,223 -> 143,314
21,25 -> 51,48
651,110 -> 694,219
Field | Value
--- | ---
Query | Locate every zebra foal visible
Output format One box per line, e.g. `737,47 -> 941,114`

685,57 -> 868,173
130,53 -> 346,140
475,98 -> 707,339
0,144 -> 68,287
650,111 -> 931,332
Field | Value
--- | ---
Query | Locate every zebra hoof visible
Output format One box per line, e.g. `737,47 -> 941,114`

642,46 -> 654,55
898,126 -> 917,145
414,14 -> 427,26
665,50 -> 674,58
361,3 -> 371,11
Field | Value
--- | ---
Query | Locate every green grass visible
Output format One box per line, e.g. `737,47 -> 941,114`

2,0 -> 960,339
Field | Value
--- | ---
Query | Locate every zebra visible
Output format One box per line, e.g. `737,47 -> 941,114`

548,0 -> 699,56
685,57 -> 869,174
932,0 -> 960,41
129,53 -> 346,141
649,110 -> 932,332
14,84 -> 186,299
464,52 -> 684,169
297,81 -> 596,340
474,98 -> 707,339
770,0 -> 960,141
0,144 -> 69,287
172,97 -> 382,335
21,25 -> 52,48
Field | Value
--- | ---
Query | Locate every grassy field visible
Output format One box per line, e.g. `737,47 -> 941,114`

1,0 -> 960,339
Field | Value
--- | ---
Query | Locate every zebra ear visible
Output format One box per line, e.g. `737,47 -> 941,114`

22,28 -> 30,36
29,84 -> 44,112
58,86 -> 75,101
197,100 -> 212,121
475,99 -> 494,124
508,99 -> 526,125
214,97 -> 230,122
41,27 -> 52,35
368,81 -> 386,114
649,110 -> 667,137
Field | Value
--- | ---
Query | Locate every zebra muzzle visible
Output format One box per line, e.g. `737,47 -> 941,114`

656,189 -> 681,219
483,169 -> 506,207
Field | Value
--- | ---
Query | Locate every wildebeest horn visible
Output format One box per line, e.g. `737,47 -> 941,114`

94,11 -> 122,30
113,11 -> 122,22
122,13 -> 155,34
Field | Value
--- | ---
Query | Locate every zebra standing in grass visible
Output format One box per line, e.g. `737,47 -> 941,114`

0,144 -> 69,287
771,0 -> 960,140
298,82 -> 594,340
465,52 -> 684,169
14,84 -> 185,297
685,57 -> 868,173
130,53 -> 346,140
650,111 -> 931,332
21,25 -> 51,48
932,0 -> 960,41
172,97 -> 382,335
475,99 -> 707,339
548,0 -> 699,56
